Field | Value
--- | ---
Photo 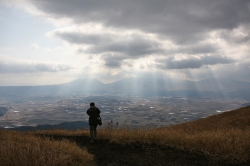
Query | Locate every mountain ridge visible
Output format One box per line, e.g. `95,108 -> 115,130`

0,77 -> 249,98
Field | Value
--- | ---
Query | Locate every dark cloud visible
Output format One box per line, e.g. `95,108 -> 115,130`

180,44 -> 218,55
101,53 -> 125,68
31,0 -> 250,44
87,35 -> 163,57
104,60 -> 122,68
52,31 -> 112,45
161,43 -> 219,55
55,30 -> 221,69
0,61 -> 73,73
53,30 -> 163,57
219,28 -> 250,44
155,55 -> 235,69
27,0 -> 250,73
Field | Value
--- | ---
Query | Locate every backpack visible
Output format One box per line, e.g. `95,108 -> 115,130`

97,117 -> 102,126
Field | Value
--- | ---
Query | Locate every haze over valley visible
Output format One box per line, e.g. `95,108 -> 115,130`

0,78 -> 249,129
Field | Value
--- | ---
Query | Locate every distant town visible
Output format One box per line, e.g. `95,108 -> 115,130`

0,94 -> 248,129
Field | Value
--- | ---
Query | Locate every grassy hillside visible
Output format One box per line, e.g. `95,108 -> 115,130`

0,130 -> 94,166
1,106 -> 250,165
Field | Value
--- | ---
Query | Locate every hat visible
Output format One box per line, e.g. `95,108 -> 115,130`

90,102 -> 95,106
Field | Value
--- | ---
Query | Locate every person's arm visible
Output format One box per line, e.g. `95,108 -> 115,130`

97,108 -> 101,116
87,109 -> 90,115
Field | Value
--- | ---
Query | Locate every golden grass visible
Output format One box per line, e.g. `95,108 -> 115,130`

1,106 -> 248,163
95,128 -> 250,160
0,130 -> 94,166
33,106 -> 250,161
34,127 -> 250,161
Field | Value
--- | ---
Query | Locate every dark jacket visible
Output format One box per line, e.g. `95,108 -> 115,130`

87,106 -> 101,125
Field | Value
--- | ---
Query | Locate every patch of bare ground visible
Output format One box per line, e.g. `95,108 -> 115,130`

50,135 -> 249,166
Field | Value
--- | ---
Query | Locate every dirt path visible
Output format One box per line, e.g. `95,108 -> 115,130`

51,136 -> 248,166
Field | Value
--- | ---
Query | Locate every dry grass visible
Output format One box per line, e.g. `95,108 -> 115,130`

0,107 -> 250,165
0,130 -> 94,166
94,127 -> 250,161
33,106 -> 250,161
99,106 -> 250,161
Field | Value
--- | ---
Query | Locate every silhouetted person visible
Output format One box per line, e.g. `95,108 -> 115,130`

86,102 -> 101,143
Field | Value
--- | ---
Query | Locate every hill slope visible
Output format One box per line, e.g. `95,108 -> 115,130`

170,105 -> 250,131
30,106 -> 250,165
1,106 -> 250,165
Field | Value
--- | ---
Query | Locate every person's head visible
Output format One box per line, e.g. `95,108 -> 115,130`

90,102 -> 95,106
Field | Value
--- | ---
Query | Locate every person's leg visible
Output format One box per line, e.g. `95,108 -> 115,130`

89,125 -> 95,142
93,125 -> 97,140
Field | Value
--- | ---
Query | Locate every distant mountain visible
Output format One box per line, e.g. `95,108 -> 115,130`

105,77 -> 250,98
63,78 -> 106,93
105,77 -> 196,95
193,77 -> 250,91
0,77 -> 249,99
0,78 -> 106,96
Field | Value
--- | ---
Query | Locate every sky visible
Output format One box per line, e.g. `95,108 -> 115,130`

0,0 -> 250,86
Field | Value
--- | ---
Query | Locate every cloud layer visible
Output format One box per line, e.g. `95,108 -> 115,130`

0,56 -> 73,73
31,0 -> 250,42
36,0 -> 249,71
1,0 -> 250,85
155,55 -> 235,69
